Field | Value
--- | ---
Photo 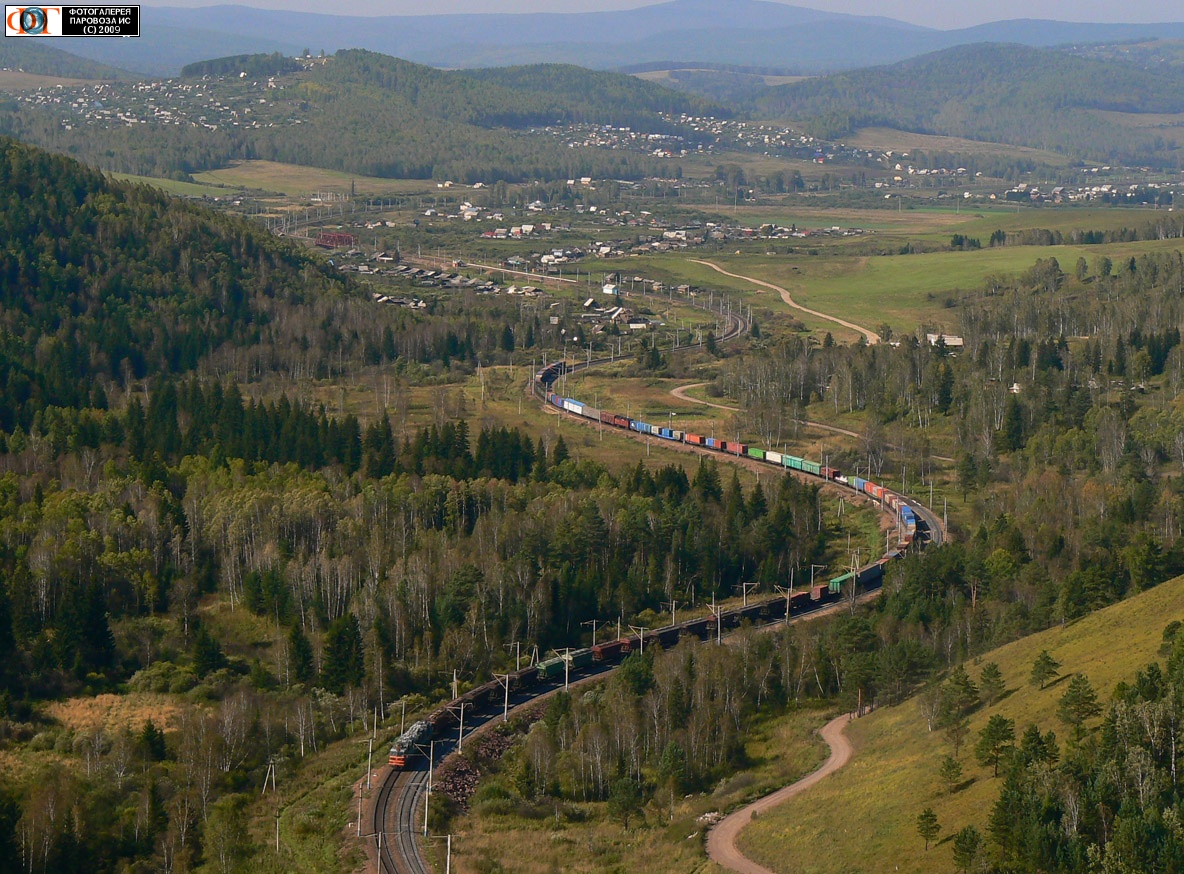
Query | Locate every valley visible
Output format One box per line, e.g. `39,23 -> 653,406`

1,8 -> 1184,874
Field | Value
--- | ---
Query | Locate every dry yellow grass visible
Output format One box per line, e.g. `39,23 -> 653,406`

0,71 -> 94,89
843,127 -> 1072,166
192,161 -> 435,197
737,573 -> 1184,873
45,692 -> 183,734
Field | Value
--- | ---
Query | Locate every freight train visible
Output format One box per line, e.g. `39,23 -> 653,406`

388,369 -> 926,768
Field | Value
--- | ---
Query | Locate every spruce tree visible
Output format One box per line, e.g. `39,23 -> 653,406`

321,614 -> 364,694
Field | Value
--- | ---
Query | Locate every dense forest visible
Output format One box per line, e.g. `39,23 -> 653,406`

179,52 -> 301,79
757,43 -> 1184,167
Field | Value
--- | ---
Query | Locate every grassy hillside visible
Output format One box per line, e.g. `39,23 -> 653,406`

738,573 -> 1184,873
757,43 -> 1184,167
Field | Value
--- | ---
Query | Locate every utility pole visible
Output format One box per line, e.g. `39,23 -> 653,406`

709,595 -> 723,645
552,648 -> 573,690
734,581 -> 757,608
628,625 -> 649,654
494,673 -> 511,723
661,599 -> 678,628
582,618 -> 604,647
773,585 -> 793,623
505,640 -> 522,672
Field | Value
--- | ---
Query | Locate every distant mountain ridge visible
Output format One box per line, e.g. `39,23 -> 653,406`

55,0 -> 1184,77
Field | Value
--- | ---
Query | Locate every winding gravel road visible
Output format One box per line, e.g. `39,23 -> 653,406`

706,715 -> 854,874
690,260 -> 881,345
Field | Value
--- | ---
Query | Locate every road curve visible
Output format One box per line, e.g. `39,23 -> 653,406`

690,260 -> 880,345
707,714 -> 854,874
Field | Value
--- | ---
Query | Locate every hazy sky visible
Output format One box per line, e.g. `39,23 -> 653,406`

146,0 -> 1184,27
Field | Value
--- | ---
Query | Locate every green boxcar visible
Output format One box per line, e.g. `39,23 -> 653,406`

802,460 -> 822,475
538,657 -> 566,680
785,455 -> 804,470
570,650 -> 594,669
747,447 -> 766,460
829,572 -> 854,594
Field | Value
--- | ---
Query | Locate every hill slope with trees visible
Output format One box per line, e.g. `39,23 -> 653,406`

757,43 -> 1184,167
0,50 -> 719,182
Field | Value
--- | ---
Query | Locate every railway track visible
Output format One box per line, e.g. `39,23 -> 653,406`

375,301 -> 943,873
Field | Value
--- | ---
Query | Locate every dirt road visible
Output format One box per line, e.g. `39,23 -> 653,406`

706,714 -> 854,874
691,259 -> 880,345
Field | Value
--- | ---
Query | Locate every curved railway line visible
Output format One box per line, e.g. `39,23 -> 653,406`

371,436 -> 943,873
370,285 -> 943,873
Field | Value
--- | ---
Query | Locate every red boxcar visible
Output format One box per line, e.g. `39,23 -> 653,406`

592,639 -> 626,661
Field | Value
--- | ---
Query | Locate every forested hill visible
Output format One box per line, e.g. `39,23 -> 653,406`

0,135 -> 365,429
460,62 -> 727,125
1,50 -> 713,182
756,43 -> 1184,167
179,51 -> 302,79
309,50 -> 725,131
0,40 -> 133,79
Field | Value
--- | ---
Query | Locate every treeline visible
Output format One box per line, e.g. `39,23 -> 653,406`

180,52 -> 301,79
985,213 -> 1184,248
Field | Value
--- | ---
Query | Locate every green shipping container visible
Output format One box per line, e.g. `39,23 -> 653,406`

538,657 -> 566,680
802,460 -> 822,475
747,447 -> 766,460
829,572 -> 854,594
571,650 -> 594,669
785,455 -> 804,470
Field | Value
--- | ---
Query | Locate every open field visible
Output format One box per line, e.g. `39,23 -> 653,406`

1090,109 -> 1184,139
193,160 -> 438,197
633,69 -> 809,87
843,126 -> 1073,167
0,70 -> 95,89
738,572 -> 1184,874
643,235 -> 1184,334
109,172 -> 232,197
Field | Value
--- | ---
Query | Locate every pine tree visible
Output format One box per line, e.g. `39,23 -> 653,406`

321,614 -> 364,694
288,624 -> 314,685
1029,650 -> 1060,690
952,825 -> 982,873
975,713 -> 1016,777
938,755 -> 963,794
916,807 -> 941,850
1057,674 -> 1101,739
552,435 -> 569,466
978,662 -> 1005,706
193,626 -> 226,677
